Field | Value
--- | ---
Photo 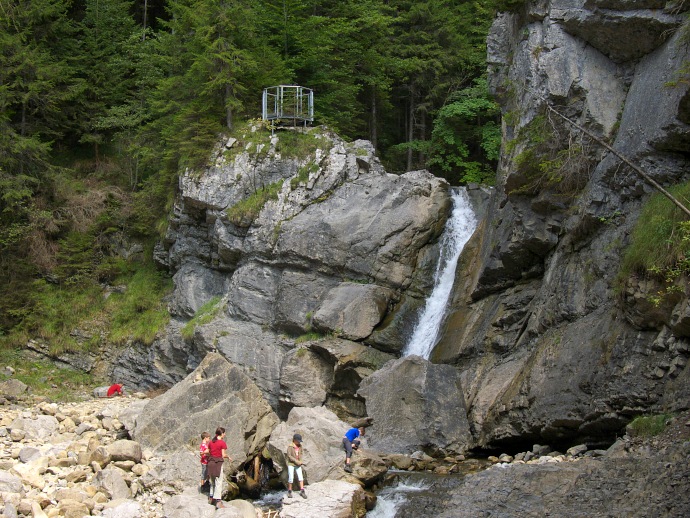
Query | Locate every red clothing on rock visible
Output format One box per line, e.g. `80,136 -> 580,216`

208,438 -> 227,458
200,442 -> 209,465
106,384 -> 123,397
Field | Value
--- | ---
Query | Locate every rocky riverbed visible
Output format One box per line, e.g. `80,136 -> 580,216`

2,380 -> 689,518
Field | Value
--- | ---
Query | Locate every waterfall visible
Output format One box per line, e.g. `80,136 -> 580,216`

403,188 -> 477,359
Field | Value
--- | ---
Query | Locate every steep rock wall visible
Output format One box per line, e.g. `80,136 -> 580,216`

112,129 -> 459,419
435,1 -> 690,448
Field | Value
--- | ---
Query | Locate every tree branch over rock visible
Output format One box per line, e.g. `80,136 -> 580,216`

542,101 -> 690,218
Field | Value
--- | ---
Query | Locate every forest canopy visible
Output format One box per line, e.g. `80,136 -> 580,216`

0,0 -> 499,344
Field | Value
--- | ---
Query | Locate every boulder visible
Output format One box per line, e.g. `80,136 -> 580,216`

108,440 -> 142,463
10,414 -> 58,440
267,406 -> 350,484
279,347 -> 334,410
134,352 -> 279,471
55,499 -> 89,518
139,451 -> 199,490
224,499 -> 258,518
280,479 -> 366,518
0,379 -> 27,397
0,471 -> 23,493
162,493 -> 215,518
266,406 -> 387,486
95,466 -> 131,500
116,399 -> 148,433
312,283 -> 396,340
358,355 -> 472,455
99,500 -> 144,518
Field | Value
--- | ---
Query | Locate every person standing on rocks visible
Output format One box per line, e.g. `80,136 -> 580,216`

199,431 -> 211,493
342,427 -> 364,473
207,427 -> 231,507
286,433 -> 307,499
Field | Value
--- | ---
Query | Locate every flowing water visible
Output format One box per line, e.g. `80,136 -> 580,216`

367,471 -> 468,517
403,188 -> 478,359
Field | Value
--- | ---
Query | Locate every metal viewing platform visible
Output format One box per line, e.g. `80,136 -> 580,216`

262,85 -> 314,126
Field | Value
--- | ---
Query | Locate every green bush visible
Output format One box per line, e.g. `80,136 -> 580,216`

627,413 -> 674,437
106,262 -> 172,345
508,114 -> 594,196
620,181 -> 690,281
2,257 -> 172,354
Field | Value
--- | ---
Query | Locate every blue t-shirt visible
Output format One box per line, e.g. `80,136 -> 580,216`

344,428 -> 360,442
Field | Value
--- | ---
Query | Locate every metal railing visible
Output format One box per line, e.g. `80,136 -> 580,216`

262,85 -> 314,126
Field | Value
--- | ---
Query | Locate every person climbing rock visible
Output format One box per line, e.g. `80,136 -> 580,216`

286,433 -> 307,499
342,426 -> 364,473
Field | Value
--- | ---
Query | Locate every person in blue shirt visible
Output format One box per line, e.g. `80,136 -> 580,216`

342,427 -> 364,473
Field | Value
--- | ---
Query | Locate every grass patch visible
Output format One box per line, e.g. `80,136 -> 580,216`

619,181 -> 690,280
226,180 -> 283,227
106,263 -> 173,345
295,332 -> 323,344
181,296 -> 223,340
1,258 -> 172,355
0,348 -> 98,401
275,130 -> 327,161
290,162 -> 319,189
627,413 -> 674,437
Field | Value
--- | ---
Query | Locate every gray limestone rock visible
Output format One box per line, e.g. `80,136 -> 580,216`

95,466 -> 131,500
133,353 -> 279,469
312,282 -> 396,341
279,347 -> 334,410
0,379 -> 27,397
10,415 -> 58,441
0,471 -> 23,493
358,356 -> 472,455
107,440 -> 142,463
162,493 -> 215,518
279,479 -> 366,518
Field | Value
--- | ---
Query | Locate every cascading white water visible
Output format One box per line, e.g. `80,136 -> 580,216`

403,188 -> 477,359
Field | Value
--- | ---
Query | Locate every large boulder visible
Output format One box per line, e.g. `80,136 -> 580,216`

279,338 -> 395,420
0,379 -> 27,397
358,356 -> 472,455
312,283 -> 397,340
10,415 -> 58,441
162,492 -> 215,518
280,479 -> 366,518
266,406 -> 387,486
133,352 -> 279,470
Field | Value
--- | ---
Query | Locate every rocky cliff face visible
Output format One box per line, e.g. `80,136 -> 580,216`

112,128 -> 462,420
434,0 -> 690,448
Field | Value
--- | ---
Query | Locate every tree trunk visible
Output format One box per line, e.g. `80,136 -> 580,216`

407,84 -> 415,172
225,84 -> 233,130
370,86 -> 377,150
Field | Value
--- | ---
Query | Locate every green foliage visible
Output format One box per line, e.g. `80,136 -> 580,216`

106,263 -> 173,345
2,256 -> 171,354
619,181 -> 690,285
181,296 -> 223,341
627,413 -> 674,437
0,348 -> 97,401
425,77 -> 500,185
508,113 -> 595,195
291,162 -> 320,189
226,180 -> 284,226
